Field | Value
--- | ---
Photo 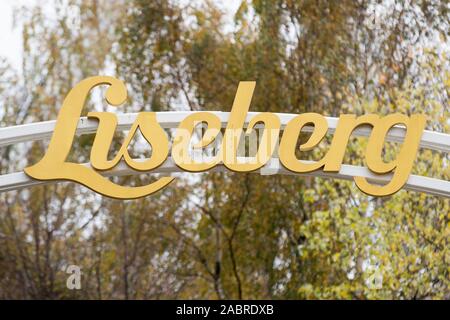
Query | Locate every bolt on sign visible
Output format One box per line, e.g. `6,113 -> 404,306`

0,76 -> 447,199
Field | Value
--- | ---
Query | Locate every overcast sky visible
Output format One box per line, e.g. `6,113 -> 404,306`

0,0 -> 31,70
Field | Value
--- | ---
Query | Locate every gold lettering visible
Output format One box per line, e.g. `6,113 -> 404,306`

279,113 -> 426,196
221,82 -> 280,172
24,76 -> 174,199
172,112 -> 221,172
353,114 -> 427,196
24,76 -> 427,199
279,113 -> 328,172
88,112 -> 169,172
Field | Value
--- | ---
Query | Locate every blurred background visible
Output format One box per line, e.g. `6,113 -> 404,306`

0,0 -> 448,299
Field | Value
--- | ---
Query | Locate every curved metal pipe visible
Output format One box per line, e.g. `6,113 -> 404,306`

0,112 -> 448,197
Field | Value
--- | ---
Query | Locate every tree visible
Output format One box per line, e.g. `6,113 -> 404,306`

0,0 -> 448,299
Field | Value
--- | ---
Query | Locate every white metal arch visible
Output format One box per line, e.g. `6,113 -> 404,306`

1,112 -> 449,152
0,111 -> 448,198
